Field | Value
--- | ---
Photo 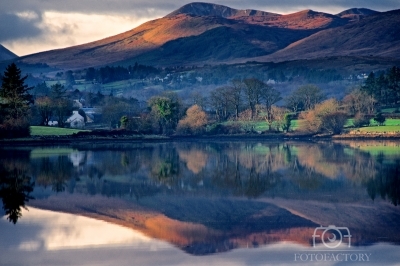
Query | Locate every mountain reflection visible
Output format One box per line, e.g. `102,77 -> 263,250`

1,141 -> 400,227
0,150 -> 34,224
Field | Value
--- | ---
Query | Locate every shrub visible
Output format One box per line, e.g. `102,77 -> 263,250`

374,112 -> 386,126
353,112 -> 370,127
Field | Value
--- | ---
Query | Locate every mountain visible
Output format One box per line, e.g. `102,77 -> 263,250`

166,2 -> 278,18
337,8 -> 379,21
254,9 -> 400,62
19,3 -> 400,69
0,45 -> 18,61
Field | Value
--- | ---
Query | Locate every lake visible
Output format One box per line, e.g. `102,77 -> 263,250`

0,140 -> 400,265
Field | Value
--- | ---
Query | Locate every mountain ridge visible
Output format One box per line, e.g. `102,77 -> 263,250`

18,2 -> 395,69
0,45 -> 18,62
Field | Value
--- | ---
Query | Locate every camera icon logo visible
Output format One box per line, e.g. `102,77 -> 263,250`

312,225 -> 352,249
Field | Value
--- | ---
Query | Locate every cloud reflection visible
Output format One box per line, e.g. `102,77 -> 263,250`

0,207 -> 171,251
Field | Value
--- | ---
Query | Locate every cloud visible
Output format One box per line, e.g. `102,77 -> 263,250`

2,11 -> 161,56
0,12 -> 43,42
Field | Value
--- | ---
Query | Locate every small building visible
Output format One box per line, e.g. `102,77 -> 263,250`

67,111 -> 85,129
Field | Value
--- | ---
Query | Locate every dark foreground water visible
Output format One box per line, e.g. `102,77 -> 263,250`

0,140 -> 400,265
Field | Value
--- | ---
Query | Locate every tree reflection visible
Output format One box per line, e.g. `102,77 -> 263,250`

0,151 -> 34,224
366,160 -> 400,206
150,146 -> 180,186
34,156 -> 73,192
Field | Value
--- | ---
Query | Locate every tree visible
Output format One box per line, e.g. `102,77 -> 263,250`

0,63 -> 33,138
210,86 -> 232,121
292,84 -> 325,111
177,105 -> 208,135
148,94 -> 181,135
342,88 -> 376,115
35,96 -> 53,126
243,78 -> 264,119
374,112 -> 386,126
33,82 -> 50,97
387,66 -> 400,104
102,99 -> 129,129
362,72 -> 376,96
320,112 -> 347,134
263,86 -> 282,126
50,84 -> 73,128
285,94 -> 302,113
65,70 -> 76,88
282,113 -> 292,132
230,79 -> 244,119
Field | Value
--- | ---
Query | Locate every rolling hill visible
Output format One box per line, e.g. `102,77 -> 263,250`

18,2 -> 398,69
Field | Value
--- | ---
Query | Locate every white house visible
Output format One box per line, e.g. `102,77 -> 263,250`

67,111 -> 85,129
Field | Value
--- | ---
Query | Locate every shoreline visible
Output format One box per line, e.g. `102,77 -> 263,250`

1,132 -> 400,146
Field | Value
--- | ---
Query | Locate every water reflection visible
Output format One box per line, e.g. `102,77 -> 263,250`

1,140 -> 400,254
366,160 -> 400,206
0,151 -> 34,224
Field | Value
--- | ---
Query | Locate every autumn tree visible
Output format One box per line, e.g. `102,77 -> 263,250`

0,63 -> 33,138
177,105 -> 208,135
300,99 -> 346,134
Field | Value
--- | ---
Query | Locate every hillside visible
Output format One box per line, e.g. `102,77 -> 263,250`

254,9 -> 400,62
18,2 -> 397,69
0,45 -> 18,61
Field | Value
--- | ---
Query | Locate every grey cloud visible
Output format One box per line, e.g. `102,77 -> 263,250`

0,12 -> 43,42
3,0 -> 400,15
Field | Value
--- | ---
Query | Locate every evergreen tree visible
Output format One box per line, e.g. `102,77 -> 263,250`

0,63 -> 33,138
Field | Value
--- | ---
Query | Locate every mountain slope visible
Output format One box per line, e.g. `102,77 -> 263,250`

255,9 -> 400,62
0,45 -> 18,61
21,14 -> 234,68
18,3 -> 400,69
119,25 -> 313,66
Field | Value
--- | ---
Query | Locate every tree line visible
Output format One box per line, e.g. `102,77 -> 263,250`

1,63 -> 400,138
85,63 -> 160,84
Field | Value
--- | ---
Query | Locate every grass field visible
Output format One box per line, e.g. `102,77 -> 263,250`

221,119 -> 302,132
356,125 -> 400,133
31,126 -> 89,136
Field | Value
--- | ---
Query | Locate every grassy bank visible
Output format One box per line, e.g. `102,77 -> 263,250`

31,126 -> 89,136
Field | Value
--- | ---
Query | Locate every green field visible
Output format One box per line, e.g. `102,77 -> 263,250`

356,125 -> 400,133
220,119 -> 301,132
31,126 -> 89,136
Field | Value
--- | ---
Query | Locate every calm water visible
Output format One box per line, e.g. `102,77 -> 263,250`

0,140 -> 400,265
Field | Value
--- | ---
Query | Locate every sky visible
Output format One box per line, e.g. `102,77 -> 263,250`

1,0 -> 399,56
